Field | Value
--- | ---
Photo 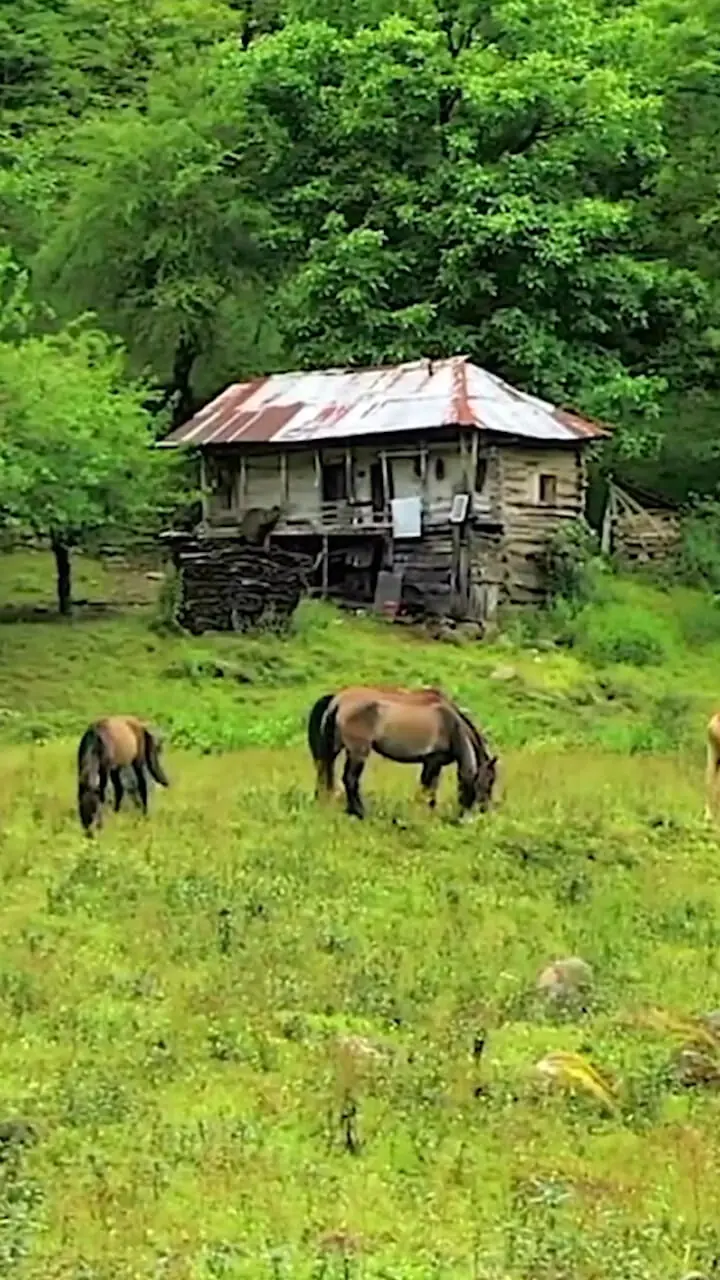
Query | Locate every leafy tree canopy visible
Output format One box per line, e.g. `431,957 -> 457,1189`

1,0 -> 720,499
0,256 -> 178,611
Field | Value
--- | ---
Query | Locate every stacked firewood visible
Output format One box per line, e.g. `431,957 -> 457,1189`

170,537 -> 314,634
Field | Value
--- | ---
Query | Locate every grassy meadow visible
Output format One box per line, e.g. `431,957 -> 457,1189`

3,551 -> 720,1277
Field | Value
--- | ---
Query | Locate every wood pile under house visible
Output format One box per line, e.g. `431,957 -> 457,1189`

159,356 -> 608,631
163,535 -> 314,634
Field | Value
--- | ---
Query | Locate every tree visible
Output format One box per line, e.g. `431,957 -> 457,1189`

0,0 -> 240,135
0,317 -> 175,614
35,100 -> 276,421
205,10 -> 718,451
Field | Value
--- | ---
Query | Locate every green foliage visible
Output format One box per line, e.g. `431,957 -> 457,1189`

153,564 -> 185,634
0,325 -> 171,544
0,268 -> 181,607
671,497 -> 720,594
541,522 -> 602,609
569,599 -> 678,668
34,107 -> 274,415
0,0 -> 714,470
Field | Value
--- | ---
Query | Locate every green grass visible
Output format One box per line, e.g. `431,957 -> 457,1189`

3,550 -> 720,1276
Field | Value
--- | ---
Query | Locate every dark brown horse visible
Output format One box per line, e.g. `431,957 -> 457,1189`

77,715 -> 169,835
308,685 -> 497,819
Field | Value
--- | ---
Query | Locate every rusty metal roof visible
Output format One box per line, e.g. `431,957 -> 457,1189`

160,357 -> 609,450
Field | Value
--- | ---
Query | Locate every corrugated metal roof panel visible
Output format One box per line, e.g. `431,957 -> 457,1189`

160,357 -> 609,449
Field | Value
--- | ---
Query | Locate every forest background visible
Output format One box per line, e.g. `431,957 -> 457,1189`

1,0 -> 720,596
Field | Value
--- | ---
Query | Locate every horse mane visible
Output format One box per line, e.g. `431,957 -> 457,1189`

451,702 -> 492,766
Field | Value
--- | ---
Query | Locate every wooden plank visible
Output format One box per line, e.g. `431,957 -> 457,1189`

373,569 -> 404,618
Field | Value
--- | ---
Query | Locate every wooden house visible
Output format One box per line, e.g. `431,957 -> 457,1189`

160,356 -> 608,621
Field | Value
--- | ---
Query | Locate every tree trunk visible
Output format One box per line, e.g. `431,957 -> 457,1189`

170,334 -> 199,427
51,537 -> 72,616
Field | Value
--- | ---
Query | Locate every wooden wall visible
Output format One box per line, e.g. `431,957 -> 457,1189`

500,446 -> 586,603
201,437 -> 590,619
202,435 -> 493,529
613,507 -> 680,565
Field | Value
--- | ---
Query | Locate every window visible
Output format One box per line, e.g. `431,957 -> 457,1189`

412,454 -> 423,479
538,473 -> 558,505
475,457 -> 488,493
434,457 -> 446,482
321,461 -> 347,503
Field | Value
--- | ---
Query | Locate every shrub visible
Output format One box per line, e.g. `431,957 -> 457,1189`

541,522 -> 602,608
569,601 -> 678,667
671,497 -> 720,593
152,564 -> 183,633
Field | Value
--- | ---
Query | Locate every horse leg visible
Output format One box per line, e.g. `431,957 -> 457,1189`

419,755 -> 444,810
110,768 -> 124,813
343,753 -> 367,819
132,762 -> 149,817
316,752 -> 339,802
705,722 -> 720,821
93,767 -> 108,831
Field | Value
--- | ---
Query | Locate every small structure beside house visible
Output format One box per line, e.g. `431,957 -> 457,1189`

160,356 -> 608,626
601,481 -> 681,566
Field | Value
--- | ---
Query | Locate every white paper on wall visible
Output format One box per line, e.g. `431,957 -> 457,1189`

391,496 -> 422,538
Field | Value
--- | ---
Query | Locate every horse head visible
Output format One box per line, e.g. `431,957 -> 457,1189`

473,749 -> 498,812
78,781 -> 102,835
455,711 -> 498,813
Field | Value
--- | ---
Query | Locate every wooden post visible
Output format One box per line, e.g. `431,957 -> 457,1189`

321,533 -> 329,598
470,431 -> 479,493
240,455 -> 247,501
199,453 -> 209,525
459,432 -> 469,488
380,450 -> 390,514
345,447 -> 353,501
280,452 -> 289,504
601,484 -> 616,555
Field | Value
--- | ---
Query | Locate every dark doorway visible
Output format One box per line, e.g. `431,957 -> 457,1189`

370,460 -> 394,514
321,461 -> 347,503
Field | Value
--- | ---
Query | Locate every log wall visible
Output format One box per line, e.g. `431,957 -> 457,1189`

501,447 -> 586,603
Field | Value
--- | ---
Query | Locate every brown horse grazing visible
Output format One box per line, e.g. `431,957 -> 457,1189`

308,685 -> 497,819
706,711 -> 720,821
77,716 -> 169,836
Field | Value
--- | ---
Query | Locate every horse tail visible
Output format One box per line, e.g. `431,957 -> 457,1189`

77,725 -> 105,785
144,728 -> 170,787
307,692 -> 335,762
313,696 -> 339,795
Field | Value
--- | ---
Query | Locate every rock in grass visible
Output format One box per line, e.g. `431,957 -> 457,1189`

490,664 -> 518,682
672,1047 -> 720,1088
537,957 -> 594,1006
